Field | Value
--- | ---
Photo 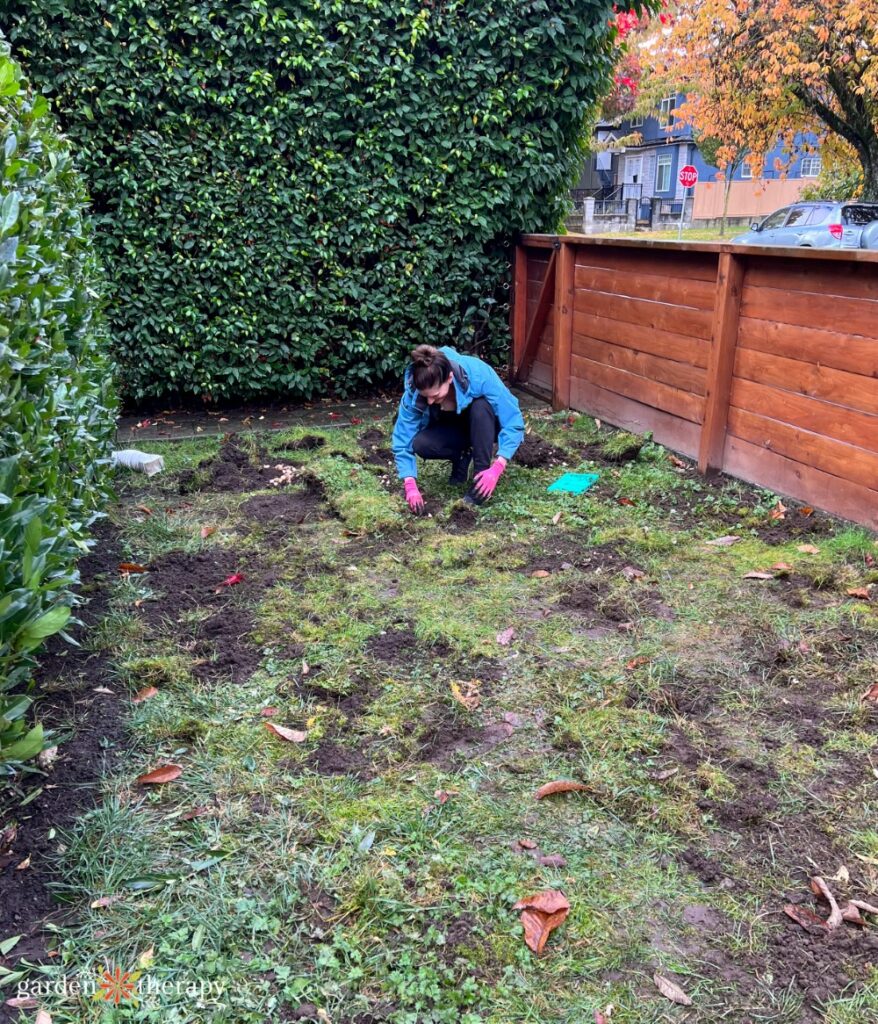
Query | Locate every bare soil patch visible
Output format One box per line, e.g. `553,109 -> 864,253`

178,437 -> 301,493
514,433 -> 568,469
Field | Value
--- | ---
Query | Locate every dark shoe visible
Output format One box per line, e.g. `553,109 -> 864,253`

463,486 -> 486,507
449,450 -> 472,485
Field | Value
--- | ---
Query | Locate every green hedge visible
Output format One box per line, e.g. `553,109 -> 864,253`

5,1 -> 639,404
0,42 -> 115,770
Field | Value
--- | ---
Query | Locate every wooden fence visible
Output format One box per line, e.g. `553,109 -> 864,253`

511,236 -> 878,531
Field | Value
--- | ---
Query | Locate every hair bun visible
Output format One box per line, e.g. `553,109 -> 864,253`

410,344 -> 438,367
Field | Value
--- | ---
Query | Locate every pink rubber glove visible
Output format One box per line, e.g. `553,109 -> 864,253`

473,458 -> 506,499
403,477 -> 425,514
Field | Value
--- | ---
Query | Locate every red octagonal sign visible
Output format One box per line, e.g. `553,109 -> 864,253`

679,164 -> 699,188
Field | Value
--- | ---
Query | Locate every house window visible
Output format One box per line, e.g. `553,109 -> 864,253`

656,153 -> 672,192
659,96 -> 676,128
740,161 -> 753,179
800,156 -> 821,177
629,114 -> 644,128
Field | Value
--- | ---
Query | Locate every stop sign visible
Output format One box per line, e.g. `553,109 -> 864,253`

679,164 -> 699,188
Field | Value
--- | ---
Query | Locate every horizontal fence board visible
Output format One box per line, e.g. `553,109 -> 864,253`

735,348 -> 878,416
730,378 -> 878,451
574,265 -> 716,310
574,334 -> 706,396
723,435 -> 878,532
742,284 -> 878,338
737,317 -> 878,378
572,245 -> 719,282
573,355 -> 705,424
727,407 -> 878,492
570,377 -> 700,457
573,310 -> 709,368
745,256 -> 878,303
574,288 -> 713,341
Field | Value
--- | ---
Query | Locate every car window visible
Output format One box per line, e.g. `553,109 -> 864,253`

761,207 -> 790,229
842,205 -> 878,226
804,205 -> 832,225
785,207 -> 810,227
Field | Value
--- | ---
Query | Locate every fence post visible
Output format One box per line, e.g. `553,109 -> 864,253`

552,239 -> 574,411
582,197 -> 594,235
510,244 -> 528,379
698,250 -> 745,473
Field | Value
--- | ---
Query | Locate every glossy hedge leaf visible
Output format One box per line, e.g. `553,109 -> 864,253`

4,1 -> 654,404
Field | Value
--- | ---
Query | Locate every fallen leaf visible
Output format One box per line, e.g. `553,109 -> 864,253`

118,562 -> 147,574
856,853 -> 878,867
180,806 -> 210,820
769,500 -> 787,521
36,1005 -> 53,1022
668,455 -> 687,469
216,572 -> 245,590
625,656 -> 649,671
538,854 -> 568,868
534,780 -> 589,800
842,903 -> 865,925
551,511 -> 563,526
831,865 -> 850,885
849,898 -> 878,915
618,497 -> 635,506
260,706 -> 279,717
743,571 -> 774,580
513,890 -> 570,954
3,999 -> 38,1010
496,627 -> 516,646
653,973 -> 692,1006
350,417 -> 362,425
770,562 -> 794,572
518,838 -> 538,850
846,587 -> 871,600
138,946 -> 155,968
136,764 -> 183,785
784,903 -> 830,932
16,854 -> 31,870
264,722 -> 307,743
200,525 -> 217,539
595,1013 -> 608,1024
134,505 -> 153,517
799,506 -> 814,517
705,535 -> 741,546
797,544 -> 820,554
621,565 -> 646,581
649,767 -> 679,782
530,570 -> 551,579
94,686 -> 114,694
132,686 -> 158,703
36,746 -> 58,769
301,659 -> 310,676
450,680 -> 480,711
434,789 -> 458,804
810,876 -> 843,930
90,895 -> 124,909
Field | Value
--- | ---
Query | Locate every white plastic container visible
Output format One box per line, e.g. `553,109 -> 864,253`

111,449 -> 165,476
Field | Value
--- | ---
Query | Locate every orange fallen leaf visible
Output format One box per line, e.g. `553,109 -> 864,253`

134,505 -> 153,517
618,497 -> 635,506
132,686 -> 158,703
797,544 -> 820,554
653,973 -> 693,1006
200,525 -> 217,539
136,764 -> 182,785
668,455 -> 687,469
770,562 -> 793,571
534,780 -> 589,800
118,562 -> 148,574
769,500 -> 787,521
264,722 -> 307,743
530,570 -> 551,579
625,655 -> 649,670
799,506 -> 814,517
513,890 -> 570,954
846,587 -> 871,601
450,680 -> 480,711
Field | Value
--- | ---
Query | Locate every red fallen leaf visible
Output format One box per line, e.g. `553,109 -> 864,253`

136,764 -> 182,785
618,497 -> 635,506
264,722 -> 307,743
496,627 -> 516,646
180,806 -> 210,821
799,506 -> 814,517
513,890 -> 570,954
216,572 -> 245,591
350,417 -> 363,425
861,683 -> 878,702
132,686 -> 159,703
846,587 -> 871,600
784,904 -> 829,932
534,780 -> 589,800
119,562 -> 148,574
328,412 -> 341,419
200,525 -> 217,539
769,500 -> 787,521
260,706 -> 279,717
866,554 -> 875,567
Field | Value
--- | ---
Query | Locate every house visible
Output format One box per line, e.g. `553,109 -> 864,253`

571,92 -> 824,232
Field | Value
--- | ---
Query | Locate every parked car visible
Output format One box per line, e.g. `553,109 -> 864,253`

732,200 -> 878,249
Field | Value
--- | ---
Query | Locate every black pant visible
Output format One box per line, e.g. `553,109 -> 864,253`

411,397 -> 499,474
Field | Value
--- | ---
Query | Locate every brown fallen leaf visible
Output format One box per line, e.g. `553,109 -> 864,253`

653,973 -> 693,1006
260,706 -> 280,717
846,587 -> 871,601
496,627 -> 516,646
518,838 -> 538,850
769,500 -> 787,521
705,535 -> 741,547
849,898 -> 878,915
534,780 -> 589,800
16,854 -> 31,870
625,655 -> 649,671
551,511 -> 563,526
649,767 -> 679,782
90,894 -> 124,909
668,455 -> 687,469
3,999 -> 38,1010
200,525 -> 217,539
118,562 -> 148,574
799,506 -> 814,517
450,680 -> 480,711
301,659 -> 310,676
434,789 -> 458,805
132,686 -> 159,703
264,722 -> 307,743
743,571 -> 775,580
134,505 -> 153,517
136,764 -> 183,785
797,544 -> 820,554
530,570 -> 551,579
770,562 -> 794,572
861,683 -> 878,702
538,854 -> 568,869
810,876 -> 843,930
36,1008 -> 53,1024
842,904 -> 865,926
784,903 -> 830,932
618,497 -> 635,506
513,890 -> 570,954
621,565 -> 646,581
180,806 -> 210,821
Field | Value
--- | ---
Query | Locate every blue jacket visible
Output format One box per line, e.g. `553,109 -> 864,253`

391,346 -> 525,480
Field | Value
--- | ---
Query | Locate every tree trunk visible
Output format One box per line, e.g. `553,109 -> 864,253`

720,174 -> 733,237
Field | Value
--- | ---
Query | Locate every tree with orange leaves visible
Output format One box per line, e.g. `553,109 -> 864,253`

653,0 -> 878,199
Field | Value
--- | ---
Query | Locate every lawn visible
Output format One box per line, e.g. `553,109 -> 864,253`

3,410 -> 878,1024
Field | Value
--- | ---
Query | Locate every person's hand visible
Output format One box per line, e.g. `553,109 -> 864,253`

403,477 -> 425,514
473,458 -> 506,500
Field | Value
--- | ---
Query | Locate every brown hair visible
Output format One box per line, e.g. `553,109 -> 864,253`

409,344 -> 452,392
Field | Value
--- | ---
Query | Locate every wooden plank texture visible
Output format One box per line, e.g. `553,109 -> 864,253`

574,289 -> 713,340
573,335 -> 706,395
517,248 -> 556,382
553,240 -> 575,410
737,317 -> 878,378
572,356 -> 705,424
742,284 -> 878,338
573,310 -> 709,368
574,265 -> 716,309
572,245 -> 720,281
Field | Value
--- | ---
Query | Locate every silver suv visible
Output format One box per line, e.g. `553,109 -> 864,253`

732,200 -> 878,249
